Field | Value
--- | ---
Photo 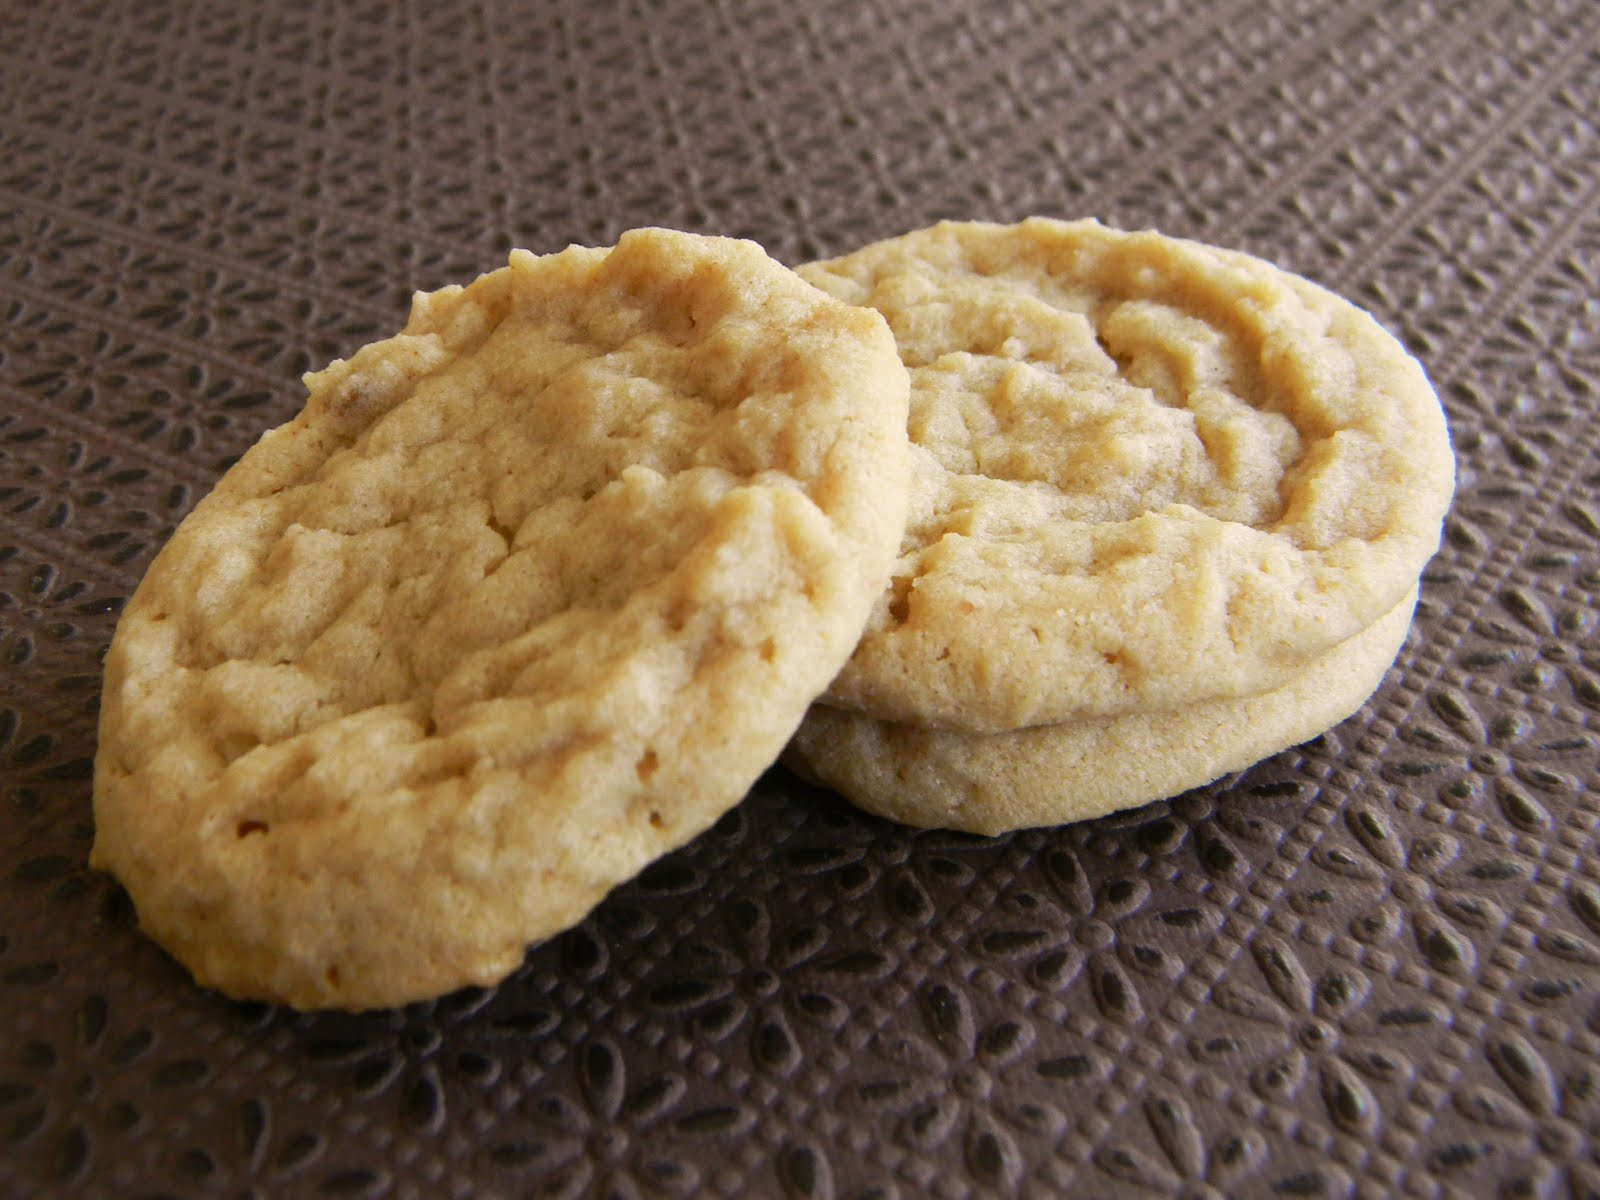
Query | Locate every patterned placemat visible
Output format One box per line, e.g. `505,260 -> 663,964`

2,1 -> 1597,1196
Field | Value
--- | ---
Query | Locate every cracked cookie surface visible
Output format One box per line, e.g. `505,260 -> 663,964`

92,228 -> 910,1010
801,219 -> 1454,733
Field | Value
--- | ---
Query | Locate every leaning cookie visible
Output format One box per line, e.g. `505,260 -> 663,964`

788,590 -> 1416,836
92,229 -> 910,1010
800,219 -> 1454,734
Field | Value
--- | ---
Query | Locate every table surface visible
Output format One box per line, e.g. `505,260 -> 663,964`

2,1 -> 1598,1197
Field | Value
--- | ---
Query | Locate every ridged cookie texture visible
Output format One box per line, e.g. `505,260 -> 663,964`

788,590 -> 1417,835
91,228 -> 911,1010
801,219 -> 1455,733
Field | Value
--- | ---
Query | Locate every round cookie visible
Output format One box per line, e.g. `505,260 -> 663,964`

800,219 -> 1454,733
91,228 -> 911,1010
788,590 -> 1417,836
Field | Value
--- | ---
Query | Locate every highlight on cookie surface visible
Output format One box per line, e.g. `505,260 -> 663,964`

801,217 -> 1456,735
90,227 -> 911,1010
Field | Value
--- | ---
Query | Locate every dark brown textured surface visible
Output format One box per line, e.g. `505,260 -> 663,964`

1,0 -> 1597,1195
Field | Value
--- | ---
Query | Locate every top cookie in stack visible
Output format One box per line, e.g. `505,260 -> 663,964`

787,218 -> 1455,834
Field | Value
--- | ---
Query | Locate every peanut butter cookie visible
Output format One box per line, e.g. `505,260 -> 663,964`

801,219 -> 1453,733
92,229 -> 910,1010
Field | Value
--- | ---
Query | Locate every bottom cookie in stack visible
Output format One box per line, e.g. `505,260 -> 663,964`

788,588 -> 1415,836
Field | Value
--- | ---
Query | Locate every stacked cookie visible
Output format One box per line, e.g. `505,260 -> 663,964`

786,219 -> 1455,835
92,220 -> 1453,1009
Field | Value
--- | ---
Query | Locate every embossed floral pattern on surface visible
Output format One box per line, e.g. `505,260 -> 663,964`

842,978 -> 1090,1194
3,0 -> 1600,1197
1428,1025 -> 1600,1198
1092,1089 -> 1269,1198
1185,930 -> 1449,1141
